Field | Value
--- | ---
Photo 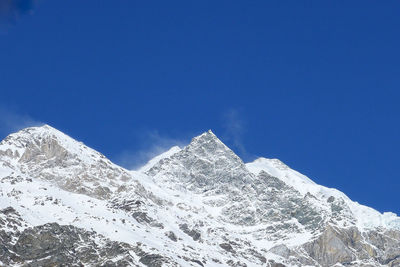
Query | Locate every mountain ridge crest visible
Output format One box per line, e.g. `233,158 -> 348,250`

1,125 -> 400,266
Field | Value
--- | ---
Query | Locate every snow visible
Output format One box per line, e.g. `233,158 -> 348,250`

0,169 -> 196,264
0,124 -> 111,167
1,124 -> 400,266
246,157 -> 400,231
246,158 -> 316,195
0,165 -> 12,177
138,146 -> 181,172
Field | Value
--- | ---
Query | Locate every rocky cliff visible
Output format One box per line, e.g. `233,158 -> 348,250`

1,125 -> 399,266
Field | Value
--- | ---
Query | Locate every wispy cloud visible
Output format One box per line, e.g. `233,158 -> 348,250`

221,108 -> 252,160
0,106 -> 43,137
115,130 -> 190,170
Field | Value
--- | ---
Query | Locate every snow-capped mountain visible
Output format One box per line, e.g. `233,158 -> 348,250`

1,125 -> 400,266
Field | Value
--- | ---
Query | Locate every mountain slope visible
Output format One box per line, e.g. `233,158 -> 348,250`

0,125 -> 131,199
1,125 -> 400,266
246,158 -> 400,230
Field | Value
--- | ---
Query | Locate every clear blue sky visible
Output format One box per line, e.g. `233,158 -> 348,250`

1,1 -> 399,214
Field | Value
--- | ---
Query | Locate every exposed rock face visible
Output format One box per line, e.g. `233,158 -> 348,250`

13,224 -> 134,266
304,226 -> 355,266
0,207 -> 178,267
1,125 -> 400,266
302,225 -> 400,266
0,219 -> 176,266
146,130 -> 254,193
0,125 -> 131,199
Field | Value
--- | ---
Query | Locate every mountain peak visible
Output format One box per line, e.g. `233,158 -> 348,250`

0,124 -> 85,161
33,123 -> 54,130
2,126 -> 400,266
145,130 -> 253,192
203,129 -> 216,136
186,129 -> 228,153
2,124 -> 67,146
34,124 -> 63,135
0,125 -> 130,199
16,123 -> 59,134
191,129 -> 218,142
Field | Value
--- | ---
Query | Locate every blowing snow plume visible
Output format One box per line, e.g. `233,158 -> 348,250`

221,108 -> 247,156
0,106 -> 43,139
0,0 -> 36,24
115,129 -> 190,170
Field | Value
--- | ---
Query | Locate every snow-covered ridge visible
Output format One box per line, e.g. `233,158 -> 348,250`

246,157 -> 400,230
0,125 -> 131,199
144,129 -> 254,193
246,157 -> 316,194
1,124 -> 400,266
138,145 -> 181,172
0,124 -> 109,165
2,124 -> 399,231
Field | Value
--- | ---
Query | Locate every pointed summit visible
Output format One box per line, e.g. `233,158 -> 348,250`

189,129 -> 219,144
145,130 -> 253,193
184,129 -> 234,159
195,129 -> 217,138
